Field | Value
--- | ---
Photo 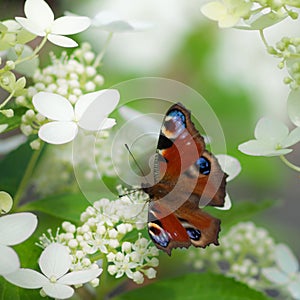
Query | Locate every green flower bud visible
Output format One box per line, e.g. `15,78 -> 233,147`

0,191 -> 13,214
14,44 -> 24,56
277,61 -> 284,69
15,77 -> 26,90
1,109 -> 14,118
284,76 -> 292,84
5,60 -> 15,70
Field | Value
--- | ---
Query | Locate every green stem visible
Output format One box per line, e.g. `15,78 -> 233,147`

280,155 -> 300,172
15,35 -> 48,66
93,32 -> 114,68
259,30 -> 270,50
0,91 -> 15,110
14,142 -> 44,209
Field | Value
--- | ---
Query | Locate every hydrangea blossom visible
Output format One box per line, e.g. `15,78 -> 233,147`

0,212 -> 38,275
4,243 -> 102,299
16,0 -> 90,47
37,192 -> 159,285
189,222 -> 275,288
201,0 -> 252,28
238,117 -> 300,156
32,89 -> 119,144
262,244 -> 300,300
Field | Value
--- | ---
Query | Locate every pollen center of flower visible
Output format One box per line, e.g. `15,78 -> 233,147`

275,143 -> 282,150
49,275 -> 57,283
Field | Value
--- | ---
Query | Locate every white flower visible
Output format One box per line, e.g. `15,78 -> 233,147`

16,0 -> 91,47
0,212 -> 37,275
4,243 -> 102,299
201,0 -> 252,28
262,244 -> 300,300
33,89 -> 119,144
215,154 -> 241,210
238,117 -> 300,157
91,10 -> 152,32
0,191 -> 13,214
287,89 -> 300,127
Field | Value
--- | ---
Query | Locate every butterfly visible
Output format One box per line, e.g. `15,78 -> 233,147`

141,103 -> 227,255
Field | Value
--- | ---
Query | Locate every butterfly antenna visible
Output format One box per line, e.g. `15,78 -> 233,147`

125,144 -> 150,185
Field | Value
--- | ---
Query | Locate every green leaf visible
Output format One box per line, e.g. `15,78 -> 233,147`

206,199 -> 274,231
0,141 -> 32,196
115,273 -> 271,300
0,106 -> 27,132
20,193 -> 90,223
0,278 -> 44,300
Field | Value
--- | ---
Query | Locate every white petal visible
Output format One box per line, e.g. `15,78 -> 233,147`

219,15 -> 240,28
238,140 -> 291,156
262,267 -> 289,284
275,244 -> 299,274
33,92 -> 74,121
52,16 -> 91,35
100,118 -> 116,129
76,89 -> 119,131
0,191 -> 13,214
0,212 -> 37,245
15,17 -> 45,36
43,283 -> 74,299
254,117 -> 289,143
39,243 -> 71,279
38,122 -> 78,144
215,154 -> 241,181
0,245 -> 20,275
0,124 -> 8,133
287,89 -> 300,127
282,127 -> 300,148
288,280 -> 300,300
58,268 -> 102,285
24,0 -> 54,30
47,34 -> 78,47
201,2 -> 227,21
0,134 -> 27,155
4,268 -> 47,288
215,193 -> 232,210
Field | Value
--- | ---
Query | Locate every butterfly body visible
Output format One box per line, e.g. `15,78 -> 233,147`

142,103 -> 227,255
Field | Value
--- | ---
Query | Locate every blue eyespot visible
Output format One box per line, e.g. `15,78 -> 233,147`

186,228 -> 201,241
196,156 -> 211,175
168,110 -> 186,127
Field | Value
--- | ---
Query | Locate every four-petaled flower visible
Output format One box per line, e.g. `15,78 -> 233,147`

33,89 -> 120,144
0,212 -> 37,275
262,244 -> 300,300
16,0 -> 91,47
5,243 -> 102,299
201,0 -> 252,28
238,117 -> 300,157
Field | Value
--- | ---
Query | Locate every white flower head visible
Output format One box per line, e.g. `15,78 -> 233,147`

201,0 -> 252,28
4,243 -> 102,299
91,10 -> 152,33
16,0 -> 91,47
33,89 -> 120,144
238,117 -> 300,157
0,212 -> 37,275
215,154 -> 241,210
262,244 -> 300,300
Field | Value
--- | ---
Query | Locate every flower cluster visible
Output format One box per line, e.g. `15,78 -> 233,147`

38,190 -> 159,285
189,222 -> 275,288
16,43 -> 106,145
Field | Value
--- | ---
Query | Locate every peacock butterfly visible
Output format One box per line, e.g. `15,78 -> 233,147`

141,103 -> 227,255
